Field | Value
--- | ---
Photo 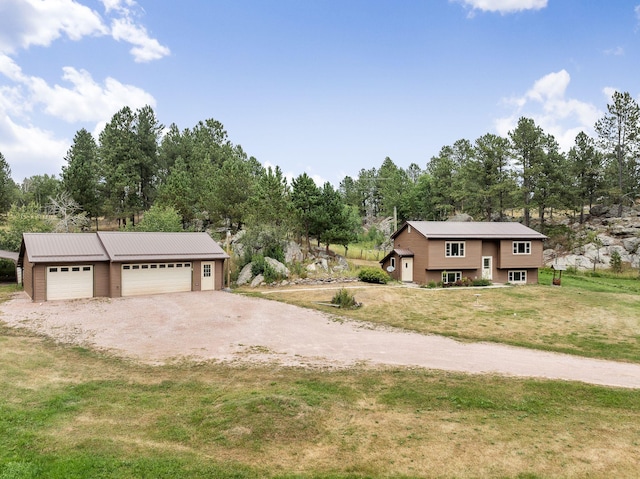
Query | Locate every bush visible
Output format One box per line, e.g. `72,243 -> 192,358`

358,267 -> 389,284
250,254 -> 282,284
331,288 -> 360,308
610,250 -> 622,273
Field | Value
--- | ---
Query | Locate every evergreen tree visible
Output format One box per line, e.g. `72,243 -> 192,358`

61,129 -> 101,218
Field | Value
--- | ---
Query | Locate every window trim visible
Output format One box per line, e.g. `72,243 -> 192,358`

390,257 -> 396,269
508,270 -> 527,283
442,271 -> 462,284
512,241 -> 531,255
445,241 -> 465,258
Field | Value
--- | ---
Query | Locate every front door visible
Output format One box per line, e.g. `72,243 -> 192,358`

201,261 -> 214,291
401,257 -> 413,282
482,256 -> 492,280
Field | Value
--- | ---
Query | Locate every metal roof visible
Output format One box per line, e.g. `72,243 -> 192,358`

21,233 -> 110,264
395,221 -> 547,240
96,232 -> 229,262
19,232 -> 229,264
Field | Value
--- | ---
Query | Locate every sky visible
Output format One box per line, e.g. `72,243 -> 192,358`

1,0 -> 639,186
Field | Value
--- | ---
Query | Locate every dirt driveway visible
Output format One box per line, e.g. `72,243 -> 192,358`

2,290 -> 640,389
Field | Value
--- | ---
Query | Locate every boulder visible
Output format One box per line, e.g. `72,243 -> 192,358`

622,237 -> 640,254
250,274 -> 264,287
448,213 -> 473,222
264,257 -> 289,277
236,263 -> 253,285
285,241 -> 303,263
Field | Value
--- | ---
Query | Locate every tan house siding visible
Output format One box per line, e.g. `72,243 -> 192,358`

426,239 -> 482,270
392,228 -> 429,283
93,262 -> 110,297
499,239 -> 544,268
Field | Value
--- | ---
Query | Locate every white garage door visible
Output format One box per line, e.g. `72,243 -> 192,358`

121,262 -> 192,297
47,265 -> 93,301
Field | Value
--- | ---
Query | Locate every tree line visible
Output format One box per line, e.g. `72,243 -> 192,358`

0,91 -> 638,253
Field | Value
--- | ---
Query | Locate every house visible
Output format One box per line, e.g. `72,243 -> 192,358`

380,221 -> 547,285
18,231 -> 229,301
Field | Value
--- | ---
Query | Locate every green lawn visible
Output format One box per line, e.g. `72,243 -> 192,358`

2,274 -> 640,478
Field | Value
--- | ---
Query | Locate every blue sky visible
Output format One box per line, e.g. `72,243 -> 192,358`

1,0 -> 639,185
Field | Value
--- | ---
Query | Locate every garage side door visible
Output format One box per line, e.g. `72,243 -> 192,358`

47,265 -> 93,300
121,263 -> 192,297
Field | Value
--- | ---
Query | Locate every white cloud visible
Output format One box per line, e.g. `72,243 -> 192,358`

0,0 -> 169,63
0,0 -> 107,54
456,0 -> 547,14
0,112 -> 69,180
111,17 -> 170,63
495,70 -> 602,150
604,46 -> 624,56
0,58 -> 156,180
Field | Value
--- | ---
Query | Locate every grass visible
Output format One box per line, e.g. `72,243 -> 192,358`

1,323 -> 640,479
2,274 -> 640,478
257,269 -> 640,363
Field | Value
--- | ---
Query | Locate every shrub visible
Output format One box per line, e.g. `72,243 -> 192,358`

427,281 -> 437,289
358,267 -> 389,284
331,288 -> 360,308
250,255 -> 282,284
610,250 -> 622,273
471,278 -> 492,287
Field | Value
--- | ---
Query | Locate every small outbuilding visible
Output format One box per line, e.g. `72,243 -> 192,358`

18,232 -> 229,301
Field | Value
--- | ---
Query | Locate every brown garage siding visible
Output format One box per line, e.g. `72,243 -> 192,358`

192,261 -> 201,291
215,259 -> 225,289
23,261 -> 34,299
33,264 -> 46,302
109,263 -> 122,298
93,262 -> 110,297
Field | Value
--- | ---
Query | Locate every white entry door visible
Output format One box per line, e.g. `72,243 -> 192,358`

201,261 -> 214,291
482,256 -> 492,280
401,257 -> 414,282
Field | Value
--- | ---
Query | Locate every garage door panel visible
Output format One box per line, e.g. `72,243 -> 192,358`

121,263 -> 192,297
47,265 -> 93,300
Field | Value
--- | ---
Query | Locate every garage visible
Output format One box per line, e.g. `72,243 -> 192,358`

19,232 -> 228,302
121,262 -> 192,297
46,265 -> 93,300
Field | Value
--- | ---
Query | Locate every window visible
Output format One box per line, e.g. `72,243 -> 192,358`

61,267 -> 69,272
159,264 -> 166,268
508,270 -> 527,283
168,264 -> 174,268
72,267 -> 80,272
82,266 -> 91,271
176,263 -> 183,268
132,265 -> 139,270
203,264 -> 211,277
445,242 -> 465,257
150,264 -> 157,269
442,271 -> 462,283
49,267 -> 58,273
123,265 -> 130,270
185,263 -> 191,268
141,264 -> 149,269
513,241 -> 531,255
390,257 -> 396,269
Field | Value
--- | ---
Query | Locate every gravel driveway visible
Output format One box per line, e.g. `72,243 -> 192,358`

2,290 -> 640,389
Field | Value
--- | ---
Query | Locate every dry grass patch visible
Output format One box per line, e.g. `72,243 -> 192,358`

259,283 -> 640,362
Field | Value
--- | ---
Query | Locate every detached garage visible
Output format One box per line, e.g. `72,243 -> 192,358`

18,232 -> 229,302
